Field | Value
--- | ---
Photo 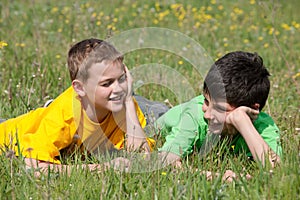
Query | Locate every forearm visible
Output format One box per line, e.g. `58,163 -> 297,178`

125,98 -> 150,152
24,158 -> 105,175
233,114 -> 279,167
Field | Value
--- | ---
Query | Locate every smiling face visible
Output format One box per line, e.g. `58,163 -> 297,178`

202,93 -> 237,136
73,60 -> 128,122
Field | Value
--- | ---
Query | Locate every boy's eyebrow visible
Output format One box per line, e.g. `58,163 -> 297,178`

214,103 -> 228,111
98,73 -> 125,83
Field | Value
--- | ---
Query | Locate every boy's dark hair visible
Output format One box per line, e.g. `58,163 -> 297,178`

67,38 -> 123,81
203,51 -> 270,110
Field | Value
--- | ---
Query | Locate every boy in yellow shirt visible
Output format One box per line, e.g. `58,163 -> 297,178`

0,38 -> 154,172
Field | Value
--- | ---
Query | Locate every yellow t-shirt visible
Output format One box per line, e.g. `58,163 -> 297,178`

0,86 -> 153,164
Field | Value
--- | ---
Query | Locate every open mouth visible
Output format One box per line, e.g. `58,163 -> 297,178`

208,123 -> 224,134
109,95 -> 123,101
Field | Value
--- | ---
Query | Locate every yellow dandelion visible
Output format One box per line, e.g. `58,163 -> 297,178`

250,0 -> 256,4
107,24 -> 113,29
153,19 -> 159,24
281,23 -> 290,31
292,72 -> 300,79
218,5 -> 224,10
155,2 -> 160,11
0,41 -> 8,48
292,21 -> 300,29
263,43 -> 269,48
51,7 -> 59,13
65,19 -> 69,24
91,12 -> 97,18
178,60 -> 183,65
233,7 -> 243,15
113,18 -> 118,23
258,36 -> 263,41
55,54 -> 61,59
194,22 -> 201,28
96,21 -> 101,26
207,6 -> 213,11
210,0 -> 216,4
224,43 -> 228,47
85,3 -> 90,8
268,27 -> 274,35
161,172 -> 167,176
243,39 -> 249,44
58,28 -> 62,33
217,52 -> 223,58
230,25 -> 237,30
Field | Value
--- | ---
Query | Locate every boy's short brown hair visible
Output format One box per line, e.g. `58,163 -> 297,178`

67,38 -> 123,82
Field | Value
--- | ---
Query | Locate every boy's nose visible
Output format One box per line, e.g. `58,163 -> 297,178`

203,109 -> 211,120
112,81 -> 123,92
202,104 -> 211,120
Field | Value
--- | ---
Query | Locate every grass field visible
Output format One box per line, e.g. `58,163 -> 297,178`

0,0 -> 299,199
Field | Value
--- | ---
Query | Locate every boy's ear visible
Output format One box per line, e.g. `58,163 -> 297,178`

72,80 -> 86,97
252,103 -> 260,110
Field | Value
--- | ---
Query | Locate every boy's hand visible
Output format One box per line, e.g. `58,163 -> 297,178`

226,106 -> 259,124
225,106 -> 259,134
124,65 -> 133,101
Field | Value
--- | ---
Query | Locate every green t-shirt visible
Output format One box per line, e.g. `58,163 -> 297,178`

156,95 -> 282,158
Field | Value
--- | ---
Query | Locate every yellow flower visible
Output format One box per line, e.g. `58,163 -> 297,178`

233,7 -> 243,15
292,72 -> 300,79
250,0 -> 256,4
51,7 -> 59,13
243,39 -> 249,44
218,5 -> 224,10
55,54 -> 61,59
161,172 -> 167,176
258,36 -> 263,41
15,43 -> 25,47
178,60 -> 183,65
281,23 -> 291,31
268,27 -> 274,35
210,0 -> 216,4
292,21 -> 300,29
0,41 -> 8,49
263,43 -> 269,48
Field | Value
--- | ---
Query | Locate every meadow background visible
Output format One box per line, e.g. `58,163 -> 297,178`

0,0 -> 299,199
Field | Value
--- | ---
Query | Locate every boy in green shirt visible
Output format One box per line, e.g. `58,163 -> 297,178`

156,51 -> 281,179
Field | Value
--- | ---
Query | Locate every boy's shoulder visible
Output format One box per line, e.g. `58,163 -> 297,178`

254,111 -> 279,132
156,95 -> 205,126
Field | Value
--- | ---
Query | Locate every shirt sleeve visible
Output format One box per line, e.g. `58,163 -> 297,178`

133,97 -> 155,151
233,112 -> 282,158
0,87 -> 77,164
253,112 -> 282,157
156,101 -> 202,157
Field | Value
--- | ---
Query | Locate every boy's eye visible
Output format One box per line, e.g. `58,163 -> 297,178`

204,98 -> 209,106
101,81 -> 113,87
118,74 -> 127,83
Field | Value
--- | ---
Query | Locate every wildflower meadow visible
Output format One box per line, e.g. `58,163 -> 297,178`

0,0 -> 299,199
